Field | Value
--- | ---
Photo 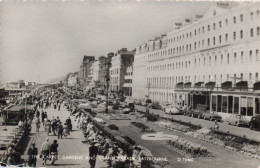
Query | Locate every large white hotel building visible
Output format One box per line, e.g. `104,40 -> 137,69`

132,2 -> 260,119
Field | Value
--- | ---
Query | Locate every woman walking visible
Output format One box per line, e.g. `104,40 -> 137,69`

35,117 -> 40,132
63,123 -> 69,139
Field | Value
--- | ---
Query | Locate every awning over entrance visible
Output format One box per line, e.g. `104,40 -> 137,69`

184,82 -> 192,88
254,81 -> 260,90
176,82 -> 184,89
236,81 -> 248,90
221,81 -> 232,90
194,82 -> 204,86
205,82 -> 215,90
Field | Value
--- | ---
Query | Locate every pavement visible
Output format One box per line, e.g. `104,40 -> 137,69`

135,105 -> 260,142
27,105 -> 108,168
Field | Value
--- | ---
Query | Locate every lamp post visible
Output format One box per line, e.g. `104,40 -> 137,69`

105,61 -> 111,113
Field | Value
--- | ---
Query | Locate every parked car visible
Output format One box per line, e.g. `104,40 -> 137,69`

201,110 -> 222,122
151,102 -> 161,110
226,114 -> 249,127
249,115 -> 260,130
161,103 -> 172,112
165,105 -> 181,115
141,99 -> 147,106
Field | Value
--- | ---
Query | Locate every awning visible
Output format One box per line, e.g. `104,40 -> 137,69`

184,82 -> 192,85
221,81 -> 232,86
236,81 -> 248,86
176,82 -> 184,86
194,82 -> 204,86
254,81 -> 260,90
205,82 -> 216,86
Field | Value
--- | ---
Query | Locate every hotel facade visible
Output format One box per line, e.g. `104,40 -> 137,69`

132,2 -> 260,119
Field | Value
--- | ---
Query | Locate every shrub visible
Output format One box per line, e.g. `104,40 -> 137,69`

122,136 -> 136,145
146,113 -> 159,122
107,124 -> 119,130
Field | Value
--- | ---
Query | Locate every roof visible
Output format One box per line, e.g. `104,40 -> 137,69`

5,105 -> 33,112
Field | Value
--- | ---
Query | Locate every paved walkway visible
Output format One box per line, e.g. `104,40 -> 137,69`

28,106 -> 108,168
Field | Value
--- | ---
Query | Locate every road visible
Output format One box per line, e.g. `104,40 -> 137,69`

135,105 -> 260,142
29,105 -> 108,168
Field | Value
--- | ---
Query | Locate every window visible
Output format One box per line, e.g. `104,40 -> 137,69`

257,27 -> 259,36
247,97 -> 253,116
233,32 -> 237,40
222,96 -> 228,113
241,51 -> 244,63
250,50 -> 253,62
256,73 -> 259,81
215,55 -> 217,65
217,95 -> 222,112
221,54 -> 223,64
256,49 -> 259,61
208,25 -> 210,31
240,14 -> 243,22
240,30 -> 243,39
225,19 -> 228,26
213,23 -> 216,30
257,10 -> 260,16
227,54 -> 229,64
233,16 -> 236,24
219,35 -> 222,44
250,12 -> 254,20
241,97 -> 247,115
251,28 -> 254,37
234,97 -> 239,114
225,33 -> 228,42
234,52 -> 237,63
219,21 -> 222,28
213,37 -> 216,45
194,30 -> 197,35
202,26 -> 204,33
212,95 -> 217,112
208,38 -> 210,46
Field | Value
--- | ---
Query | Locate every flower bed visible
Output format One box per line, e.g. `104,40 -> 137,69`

130,122 -> 154,132
146,113 -> 159,122
165,138 -> 213,158
153,120 -> 192,132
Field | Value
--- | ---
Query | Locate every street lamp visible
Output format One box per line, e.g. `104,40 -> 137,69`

105,61 -> 111,113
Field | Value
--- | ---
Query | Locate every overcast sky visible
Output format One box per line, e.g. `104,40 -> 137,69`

0,0 -> 217,83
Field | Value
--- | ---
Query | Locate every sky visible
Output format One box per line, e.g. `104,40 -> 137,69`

0,0 -> 217,84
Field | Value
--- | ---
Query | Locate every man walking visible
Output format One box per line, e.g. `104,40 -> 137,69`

27,143 -> 38,167
89,141 -> 98,168
57,123 -> 63,139
41,138 -> 50,165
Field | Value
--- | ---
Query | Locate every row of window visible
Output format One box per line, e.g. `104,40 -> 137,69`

168,9 -> 260,44
147,72 -> 259,88
148,49 -> 259,72
149,27 -> 260,60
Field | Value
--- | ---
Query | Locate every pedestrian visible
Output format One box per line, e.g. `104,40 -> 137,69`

66,117 -> 72,131
43,117 -> 48,127
49,140 -> 58,165
89,141 -> 98,168
41,138 -> 50,165
214,120 -> 219,130
45,120 -> 51,136
58,103 -> 61,111
51,118 -> 57,135
35,117 -> 40,132
44,112 -> 48,119
18,119 -> 24,131
63,123 -> 69,139
27,143 -> 38,167
36,110 -> 40,118
41,111 -> 45,123
56,116 -> 61,123
57,122 -> 63,139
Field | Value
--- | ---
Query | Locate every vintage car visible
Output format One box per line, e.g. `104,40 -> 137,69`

165,105 -> 181,115
201,110 -> 222,122
226,114 -> 249,127
150,102 -> 162,110
249,115 -> 260,130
